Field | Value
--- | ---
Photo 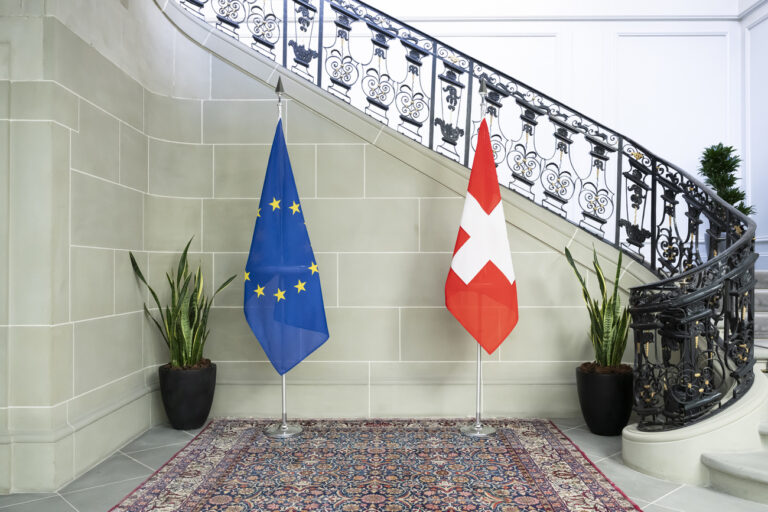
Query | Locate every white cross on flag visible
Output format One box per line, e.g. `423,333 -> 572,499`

445,119 -> 519,354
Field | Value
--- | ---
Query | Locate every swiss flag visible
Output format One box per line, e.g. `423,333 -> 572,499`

445,119 -> 518,354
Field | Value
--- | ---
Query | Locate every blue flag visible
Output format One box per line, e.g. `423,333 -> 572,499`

244,120 -> 329,375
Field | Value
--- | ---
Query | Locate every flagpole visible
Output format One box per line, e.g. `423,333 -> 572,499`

460,78 -> 495,438
264,76 -> 302,440
461,343 -> 495,437
265,372 -> 302,438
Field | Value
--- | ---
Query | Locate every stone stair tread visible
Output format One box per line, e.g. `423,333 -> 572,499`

757,312 -> 768,336
757,290 -> 768,312
702,451 -> 768,484
754,344 -> 768,360
757,270 -> 768,289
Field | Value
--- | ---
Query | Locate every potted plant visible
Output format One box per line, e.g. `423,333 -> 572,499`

699,143 -> 754,216
565,247 -> 632,436
130,239 -> 235,430
698,143 -> 755,256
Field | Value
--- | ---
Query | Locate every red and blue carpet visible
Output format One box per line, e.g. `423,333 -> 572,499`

111,419 -> 641,511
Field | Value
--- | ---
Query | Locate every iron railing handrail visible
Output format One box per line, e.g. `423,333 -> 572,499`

174,0 -> 757,431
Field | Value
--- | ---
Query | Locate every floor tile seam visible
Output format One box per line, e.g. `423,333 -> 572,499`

118,450 -> 157,472
0,495 -> 54,510
558,424 -> 586,432
644,484 -> 686,507
122,441 -> 190,455
592,450 -> 623,463
60,476 -> 150,497
55,492 -> 80,512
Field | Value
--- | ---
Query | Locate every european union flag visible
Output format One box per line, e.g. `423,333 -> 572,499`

244,120 -> 329,375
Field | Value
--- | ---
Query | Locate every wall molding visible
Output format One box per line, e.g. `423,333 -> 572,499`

402,15 -> 744,23
0,385 -> 154,445
741,0 -> 768,21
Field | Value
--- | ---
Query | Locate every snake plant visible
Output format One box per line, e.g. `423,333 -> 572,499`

565,247 -> 631,368
129,239 -> 235,369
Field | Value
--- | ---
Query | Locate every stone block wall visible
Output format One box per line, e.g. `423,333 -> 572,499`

0,0 -> 655,492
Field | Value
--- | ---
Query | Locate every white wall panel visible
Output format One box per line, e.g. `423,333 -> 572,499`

746,14 -> 768,262
613,34 -> 729,173
444,35 -> 561,96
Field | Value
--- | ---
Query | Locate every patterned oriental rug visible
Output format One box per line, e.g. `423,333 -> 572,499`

111,419 -> 642,512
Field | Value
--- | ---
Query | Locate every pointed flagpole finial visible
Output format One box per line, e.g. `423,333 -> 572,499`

478,78 -> 488,124
275,77 -> 284,120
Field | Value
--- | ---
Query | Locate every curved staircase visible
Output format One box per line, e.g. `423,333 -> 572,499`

160,0 -> 759,498
701,270 -> 768,504
755,271 -> 768,370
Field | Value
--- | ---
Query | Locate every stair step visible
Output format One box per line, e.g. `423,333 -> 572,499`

758,271 -> 768,290
759,424 -> 768,437
754,344 -> 768,361
757,313 -> 768,338
702,451 -> 768,504
757,290 -> 768,312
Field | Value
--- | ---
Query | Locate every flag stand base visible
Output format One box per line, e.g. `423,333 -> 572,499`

264,373 -> 302,439
265,422 -> 302,439
460,423 -> 496,438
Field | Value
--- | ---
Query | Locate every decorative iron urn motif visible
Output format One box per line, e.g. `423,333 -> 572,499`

172,0 -> 757,431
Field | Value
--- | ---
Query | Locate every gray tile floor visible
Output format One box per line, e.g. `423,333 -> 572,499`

1,419 -> 767,511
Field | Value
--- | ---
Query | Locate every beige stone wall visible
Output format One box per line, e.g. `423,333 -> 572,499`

0,0 -> 656,492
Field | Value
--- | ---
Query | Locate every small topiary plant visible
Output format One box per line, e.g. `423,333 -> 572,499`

699,143 -> 754,216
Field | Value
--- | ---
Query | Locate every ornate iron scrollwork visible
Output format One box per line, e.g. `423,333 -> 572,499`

396,39 -> 431,142
214,0 -> 247,37
505,95 -> 546,199
433,51 -> 468,162
323,2 -> 361,102
288,0 -> 319,81
173,0 -> 757,431
468,70 -> 511,168
361,19 -> 396,124
540,114 -> 579,215
248,0 -> 281,59
578,134 -> 616,237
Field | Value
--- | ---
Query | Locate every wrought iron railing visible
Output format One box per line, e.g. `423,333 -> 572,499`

175,0 -> 757,430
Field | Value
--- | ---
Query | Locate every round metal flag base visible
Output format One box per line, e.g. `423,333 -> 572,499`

264,422 -> 302,439
460,423 -> 496,438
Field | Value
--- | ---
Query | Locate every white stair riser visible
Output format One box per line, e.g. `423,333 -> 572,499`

708,469 -> 768,505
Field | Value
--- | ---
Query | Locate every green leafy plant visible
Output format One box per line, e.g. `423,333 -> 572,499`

129,239 -> 236,369
565,247 -> 631,368
699,143 -> 755,216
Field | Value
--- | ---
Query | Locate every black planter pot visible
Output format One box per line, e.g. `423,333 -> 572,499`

158,363 -> 216,430
575,365 -> 633,436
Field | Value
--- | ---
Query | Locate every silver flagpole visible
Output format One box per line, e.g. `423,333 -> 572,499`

266,373 -> 302,438
264,76 -> 301,439
461,343 -> 495,437
460,79 -> 495,438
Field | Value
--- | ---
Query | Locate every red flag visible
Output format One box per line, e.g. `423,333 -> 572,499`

445,119 -> 518,354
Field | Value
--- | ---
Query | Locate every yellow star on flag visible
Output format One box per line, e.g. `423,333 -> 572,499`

274,288 -> 286,302
294,279 -> 307,293
254,284 -> 265,297
289,201 -> 301,215
309,262 -> 319,275
269,197 -> 281,211
256,208 -> 261,219
244,272 -> 250,282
